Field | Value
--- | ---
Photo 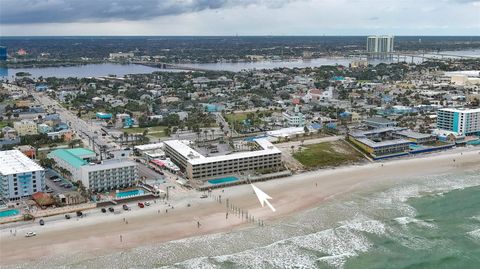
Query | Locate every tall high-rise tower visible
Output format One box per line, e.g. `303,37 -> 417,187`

366,36 -> 394,56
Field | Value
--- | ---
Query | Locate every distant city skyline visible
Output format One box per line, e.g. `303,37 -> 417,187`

0,0 -> 479,36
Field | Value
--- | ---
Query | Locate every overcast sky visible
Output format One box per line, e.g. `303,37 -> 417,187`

0,0 -> 479,36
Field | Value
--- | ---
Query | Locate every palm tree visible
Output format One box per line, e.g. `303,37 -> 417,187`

203,130 -> 208,141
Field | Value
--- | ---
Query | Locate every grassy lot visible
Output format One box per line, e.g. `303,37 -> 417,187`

225,112 -> 249,123
293,140 -> 364,168
0,120 -> 11,129
122,126 -> 168,137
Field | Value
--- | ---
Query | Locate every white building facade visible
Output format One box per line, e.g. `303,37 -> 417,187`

437,108 -> 480,136
164,139 -> 283,181
367,35 -> 394,54
0,150 -> 45,200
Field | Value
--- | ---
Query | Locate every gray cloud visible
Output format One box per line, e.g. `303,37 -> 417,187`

0,0 -> 295,24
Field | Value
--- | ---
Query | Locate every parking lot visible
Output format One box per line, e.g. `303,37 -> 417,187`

44,169 -> 76,194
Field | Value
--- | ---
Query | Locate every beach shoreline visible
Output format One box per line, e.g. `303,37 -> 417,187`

1,147 -> 479,267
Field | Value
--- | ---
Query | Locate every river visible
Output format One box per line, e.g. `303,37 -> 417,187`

1,49 -> 479,79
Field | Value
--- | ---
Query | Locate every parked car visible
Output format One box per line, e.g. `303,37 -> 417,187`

138,202 -> 144,208
25,232 -> 36,237
65,214 -> 71,219
39,219 -> 45,226
200,194 -> 208,199
108,207 -> 114,212
158,171 -> 164,175
101,208 -> 107,213
51,175 -> 59,180
122,204 -> 129,210
65,185 -> 72,189
76,211 -> 83,217
145,201 -> 150,206
53,178 -> 61,182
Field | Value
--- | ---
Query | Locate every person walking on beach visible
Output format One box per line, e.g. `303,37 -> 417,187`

197,221 -> 201,228
120,235 -> 123,242
226,212 -> 228,219
166,209 -> 168,213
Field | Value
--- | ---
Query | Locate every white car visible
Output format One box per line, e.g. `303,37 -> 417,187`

25,232 -> 36,237
145,201 -> 150,206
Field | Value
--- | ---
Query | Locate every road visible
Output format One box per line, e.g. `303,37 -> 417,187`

29,89 -> 120,154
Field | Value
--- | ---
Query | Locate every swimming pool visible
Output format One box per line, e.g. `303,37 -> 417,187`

208,176 -> 239,184
116,189 -> 145,198
0,209 -> 20,218
409,144 -> 423,150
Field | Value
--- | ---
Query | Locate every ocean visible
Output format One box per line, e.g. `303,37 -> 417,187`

14,169 -> 480,269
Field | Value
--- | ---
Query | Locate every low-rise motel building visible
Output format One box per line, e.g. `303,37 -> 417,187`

48,148 -> 138,192
163,139 -> 283,181
347,127 -> 411,157
0,150 -> 45,200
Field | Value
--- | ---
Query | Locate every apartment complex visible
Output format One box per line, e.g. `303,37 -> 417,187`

164,139 -> 283,181
48,148 -> 138,192
13,119 -> 38,136
367,35 -> 394,54
283,105 -> 305,127
437,108 -> 480,135
0,150 -> 45,200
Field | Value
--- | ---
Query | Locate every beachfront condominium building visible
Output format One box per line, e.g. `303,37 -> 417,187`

48,148 -> 138,192
164,139 -> 283,181
367,35 -> 394,54
437,108 -> 480,135
0,150 -> 45,200
13,119 -> 38,136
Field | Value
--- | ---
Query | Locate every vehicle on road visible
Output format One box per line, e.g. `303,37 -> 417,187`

145,201 -> 150,206
122,204 -> 129,210
76,211 -> 83,217
51,175 -> 59,180
200,194 -> 208,199
39,219 -> 45,226
101,208 -> 107,213
65,214 -> 71,219
25,232 -> 36,237
108,207 -> 114,212
138,202 -> 145,208
53,178 -> 61,182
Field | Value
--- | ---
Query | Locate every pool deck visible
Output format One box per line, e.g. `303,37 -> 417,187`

197,171 -> 292,191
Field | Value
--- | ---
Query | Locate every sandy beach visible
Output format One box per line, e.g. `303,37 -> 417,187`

1,147 -> 479,266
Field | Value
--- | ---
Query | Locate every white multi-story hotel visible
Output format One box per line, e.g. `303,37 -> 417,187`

367,35 -> 394,54
437,108 -> 480,135
164,139 -> 283,181
48,148 -> 138,192
0,150 -> 45,200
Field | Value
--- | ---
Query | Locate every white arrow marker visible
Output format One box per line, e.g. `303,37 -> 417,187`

251,184 -> 276,212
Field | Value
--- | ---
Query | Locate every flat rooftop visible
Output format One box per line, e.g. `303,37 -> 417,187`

364,117 -> 395,124
396,130 -> 434,139
349,127 -> 407,138
164,139 -> 281,165
356,138 -> 411,148
439,107 -> 480,113
48,148 -> 96,168
0,150 -> 44,175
